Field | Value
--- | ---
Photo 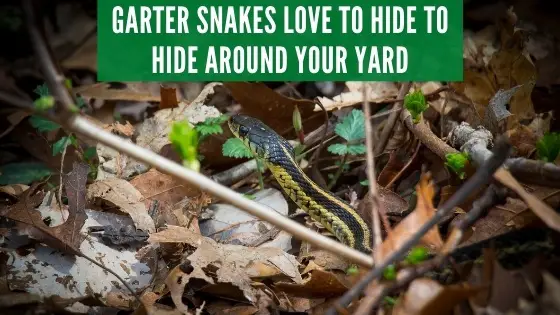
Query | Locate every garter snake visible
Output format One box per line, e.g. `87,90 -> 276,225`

228,114 -> 373,253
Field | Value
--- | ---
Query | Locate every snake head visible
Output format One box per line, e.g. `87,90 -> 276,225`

228,115 -> 294,161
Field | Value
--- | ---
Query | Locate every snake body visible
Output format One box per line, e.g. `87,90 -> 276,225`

229,114 -> 373,253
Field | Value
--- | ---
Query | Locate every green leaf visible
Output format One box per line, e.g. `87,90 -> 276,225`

222,138 -> 252,159
334,109 -> 365,141
445,152 -> 469,179
0,162 -> 52,185
244,194 -> 256,200
195,123 -> 223,137
360,179 -> 369,186
347,144 -> 367,155
83,147 -> 97,160
29,115 -> 60,132
383,297 -> 397,306
76,96 -> 87,109
52,136 -> 72,156
327,143 -> 348,155
169,121 -> 200,172
33,83 -> 49,97
537,133 -> 560,163
405,246 -> 429,265
293,105 -> 303,132
404,90 -> 428,123
383,264 -> 396,280
33,96 -> 55,111
346,265 -> 359,275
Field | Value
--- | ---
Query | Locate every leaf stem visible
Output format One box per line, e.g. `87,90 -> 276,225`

327,153 -> 348,190
255,158 -> 265,190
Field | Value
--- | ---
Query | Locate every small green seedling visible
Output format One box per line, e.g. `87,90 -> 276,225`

327,109 -> 367,189
346,265 -> 359,276
383,264 -> 397,280
360,179 -> 369,186
445,152 -> 469,179
404,90 -> 428,123
222,138 -> 253,159
195,114 -> 230,139
536,132 -> 560,163
405,246 -> 429,265
169,120 -> 200,172
293,105 -> 305,144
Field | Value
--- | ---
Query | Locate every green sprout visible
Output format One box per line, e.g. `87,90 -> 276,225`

404,90 -> 428,123
327,109 -> 366,189
536,132 -> 560,163
383,264 -> 397,280
405,246 -> 429,265
195,114 -> 230,139
346,265 -> 359,276
169,120 -> 200,172
445,152 -> 469,179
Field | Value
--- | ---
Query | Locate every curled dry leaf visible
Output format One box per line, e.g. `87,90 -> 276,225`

376,173 -> 443,263
151,225 -> 301,306
393,278 -> 482,315
275,269 -> 350,299
316,82 -> 398,112
87,178 -> 156,232
130,168 -> 203,227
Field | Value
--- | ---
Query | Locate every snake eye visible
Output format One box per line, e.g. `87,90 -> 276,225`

239,125 -> 249,137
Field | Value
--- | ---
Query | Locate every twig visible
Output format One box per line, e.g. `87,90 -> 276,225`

363,184 -> 509,313
326,136 -> 511,314
374,82 -> 412,156
327,153 -> 348,190
384,141 -> 422,189
362,82 -> 383,253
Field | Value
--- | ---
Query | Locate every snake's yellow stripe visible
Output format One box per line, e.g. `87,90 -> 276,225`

229,114 -> 373,253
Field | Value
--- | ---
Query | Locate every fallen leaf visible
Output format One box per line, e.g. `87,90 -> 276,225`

275,269 -> 349,298
376,173 -> 443,263
393,278 -> 482,315
0,184 -> 29,196
62,34 -> 97,72
87,178 -> 155,232
0,184 -> 86,254
506,125 -> 538,157
103,121 -> 135,137
75,82 -> 162,102
130,168 -> 203,226
160,86 -> 179,109
494,168 -> 560,232
316,82 -> 398,111
152,225 -> 302,305
224,82 -> 317,133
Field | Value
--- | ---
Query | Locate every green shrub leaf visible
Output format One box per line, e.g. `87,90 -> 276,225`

222,138 -> 252,159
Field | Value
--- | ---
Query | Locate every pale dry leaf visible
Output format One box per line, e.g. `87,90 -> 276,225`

393,278 -> 481,315
376,173 -> 443,263
316,82 -> 398,111
153,225 -> 302,305
87,178 -> 155,232
494,168 -> 560,232
0,184 -> 29,196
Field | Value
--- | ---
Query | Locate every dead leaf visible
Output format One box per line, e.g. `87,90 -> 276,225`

62,34 -> 97,72
224,82 -> 317,133
87,178 -> 155,232
0,183 -> 86,254
393,278 -> 482,315
376,173 -> 443,263
75,82 -> 162,102
506,125 -> 538,157
494,168 -> 560,232
0,184 -> 29,196
103,121 -> 135,137
317,82 -> 398,111
152,225 -> 302,305
130,168 -> 202,208
160,86 -> 179,109
275,269 -> 349,298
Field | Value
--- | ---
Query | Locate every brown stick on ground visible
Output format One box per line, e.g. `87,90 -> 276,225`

374,82 -> 413,156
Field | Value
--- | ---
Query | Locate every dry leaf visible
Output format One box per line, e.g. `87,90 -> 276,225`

152,225 -> 302,305
494,168 -> 560,232
224,82 -> 317,132
275,269 -> 349,298
316,82 -> 398,111
393,278 -> 482,315
160,86 -> 179,109
87,178 -> 155,232
376,173 -> 443,263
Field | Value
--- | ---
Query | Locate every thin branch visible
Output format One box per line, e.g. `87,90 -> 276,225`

326,136 -> 511,314
362,82 -> 383,255
374,82 -> 412,156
